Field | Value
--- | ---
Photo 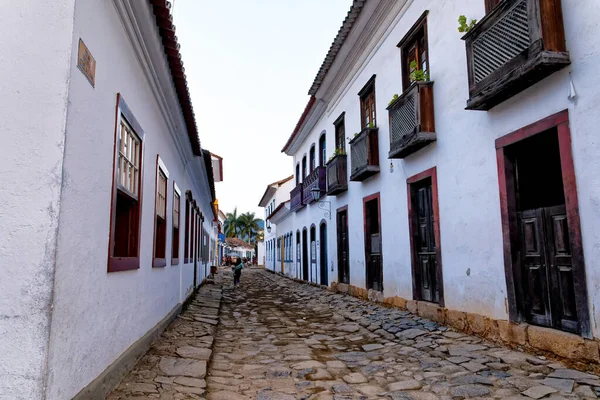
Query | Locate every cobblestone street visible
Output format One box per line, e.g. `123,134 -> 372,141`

110,269 -> 600,399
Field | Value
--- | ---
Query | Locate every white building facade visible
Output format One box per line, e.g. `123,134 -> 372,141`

258,176 -> 295,274
279,0 -> 600,364
0,1 -> 220,399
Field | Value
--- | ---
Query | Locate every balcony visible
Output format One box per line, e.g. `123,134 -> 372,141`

463,0 -> 569,110
326,154 -> 348,196
387,82 -> 436,159
349,127 -> 379,182
290,183 -> 304,213
302,167 -> 326,205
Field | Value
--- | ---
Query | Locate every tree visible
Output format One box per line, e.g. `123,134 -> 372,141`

224,208 -> 240,238
238,212 -> 262,244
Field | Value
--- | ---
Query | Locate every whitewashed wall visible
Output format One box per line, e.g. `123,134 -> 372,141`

0,2 -> 76,399
287,0 -> 600,336
42,1 -> 216,399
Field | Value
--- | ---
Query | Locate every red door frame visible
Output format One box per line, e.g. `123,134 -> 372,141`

496,109 -> 590,337
407,167 -> 445,307
363,192 -> 383,291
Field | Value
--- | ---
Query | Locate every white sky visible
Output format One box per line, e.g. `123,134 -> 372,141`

173,0 -> 351,219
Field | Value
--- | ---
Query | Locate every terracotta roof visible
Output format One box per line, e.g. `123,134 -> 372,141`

269,175 -> 294,187
149,0 -> 202,156
308,0 -> 366,95
281,96 -> 316,153
225,237 -> 254,250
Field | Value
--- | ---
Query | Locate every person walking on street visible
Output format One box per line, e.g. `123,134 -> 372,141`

232,256 -> 244,286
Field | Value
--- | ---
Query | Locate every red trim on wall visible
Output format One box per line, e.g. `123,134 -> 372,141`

495,110 -> 569,149
406,167 -> 445,307
362,192 -> 383,291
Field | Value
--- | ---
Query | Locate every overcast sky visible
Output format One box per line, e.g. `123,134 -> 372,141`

173,0 -> 351,219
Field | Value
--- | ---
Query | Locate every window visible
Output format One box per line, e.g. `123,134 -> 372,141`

172,185 -> 180,264
485,0 -> 501,13
184,194 -> 191,262
108,95 -> 144,273
153,158 -> 168,268
302,156 -> 307,180
399,12 -> 429,91
334,113 -> 346,152
296,163 -> 300,185
358,76 -> 376,129
309,145 -> 316,172
319,135 -> 326,167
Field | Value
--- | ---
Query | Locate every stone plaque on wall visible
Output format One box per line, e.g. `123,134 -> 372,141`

77,39 -> 96,87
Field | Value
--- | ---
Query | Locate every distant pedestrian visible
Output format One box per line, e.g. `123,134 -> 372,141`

232,256 -> 244,286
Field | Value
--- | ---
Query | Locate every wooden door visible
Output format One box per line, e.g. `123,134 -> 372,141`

337,209 -> 349,284
415,183 -> 438,303
320,224 -> 328,286
302,229 -> 309,281
296,234 -> 301,279
365,197 -> 383,292
518,205 -> 579,333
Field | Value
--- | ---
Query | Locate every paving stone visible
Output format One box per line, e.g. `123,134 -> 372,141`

173,376 -> 206,388
522,385 -> 558,399
159,357 -> 207,378
397,329 -> 427,339
362,343 -> 385,352
450,384 -> 491,397
461,361 -> 488,372
342,372 -> 368,384
388,380 -> 423,391
175,346 -> 212,360
541,378 -> 574,393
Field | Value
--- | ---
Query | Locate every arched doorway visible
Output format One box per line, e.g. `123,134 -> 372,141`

310,225 -> 316,283
296,230 -> 301,279
320,222 -> 328,286
302,228 -> 308,281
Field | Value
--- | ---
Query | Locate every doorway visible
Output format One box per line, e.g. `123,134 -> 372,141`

337,207 -> 350,284
364,193 -> 383,292
310,225 -> 317,283
296,231 -> 301,279
408,169 -> 443,305
497,110 -> 590,336
320,222 -> 328,286
302,228 -> 308,281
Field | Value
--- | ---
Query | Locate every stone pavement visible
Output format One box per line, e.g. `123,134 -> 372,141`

109,268 -> 600,399
108,282 -> 223,399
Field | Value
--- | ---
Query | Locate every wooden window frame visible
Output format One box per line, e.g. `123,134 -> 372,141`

319,134 -> 326,167
495,110 -> 591,337
153,156 -> 169,268
397,11 -> 430,92
107,94 -> 145,273
334,112 -> 346,152
296,163 -> 300,185
358,75 -> 377,129
485,0 -> 502,14
172,182 -> 181,265
309,145 -> 316,173
184,192 -> 192,263
406,167 -> 445,307
302,155 -> 307,180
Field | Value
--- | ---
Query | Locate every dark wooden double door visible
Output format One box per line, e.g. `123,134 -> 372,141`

411,180 -> 440,304
518,205 -> 578,333
337,209 -> 350,284
364,198 -> 383,292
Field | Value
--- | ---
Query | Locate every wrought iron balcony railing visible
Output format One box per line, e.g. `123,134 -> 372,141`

463,0 -> 569,110
387,81 -> 436,159
349,127 -> 379,182
326,154 -> 348,196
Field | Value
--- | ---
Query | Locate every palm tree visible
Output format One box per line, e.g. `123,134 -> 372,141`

238,212 -> 262,244
224,208 -> 241,238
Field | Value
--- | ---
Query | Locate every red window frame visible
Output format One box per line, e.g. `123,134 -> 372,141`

107,94 -> 145,273
171,183 -> 181,265
153,156 -> 168,268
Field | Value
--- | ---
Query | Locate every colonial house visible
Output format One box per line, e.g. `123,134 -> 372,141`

258,176 -> 295,273
279,0 -> 600,366
0,1 -> 221,399
224,237 -> 255,260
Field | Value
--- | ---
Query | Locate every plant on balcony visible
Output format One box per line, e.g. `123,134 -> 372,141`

388,94 -> 399,107
327,147 -> 347,162
457,15 -> 477,33
368,122 -> 375,129
409,61 -> 429,82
